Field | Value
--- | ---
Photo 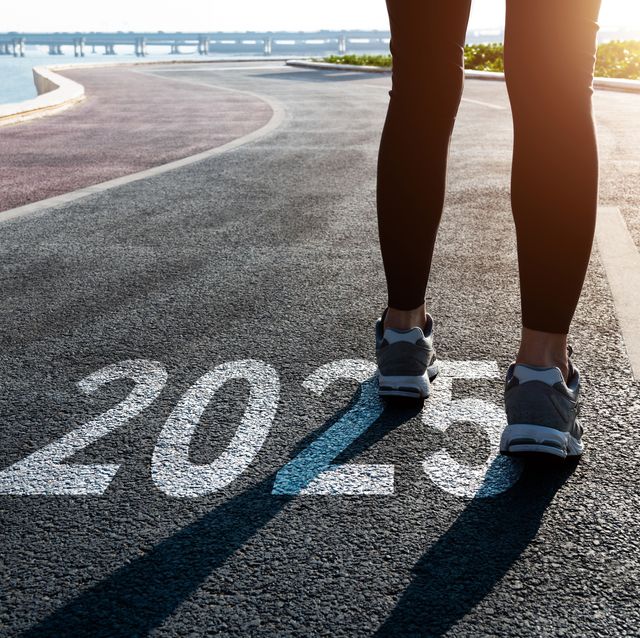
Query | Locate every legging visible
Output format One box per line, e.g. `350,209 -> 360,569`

376,0 -> 602,334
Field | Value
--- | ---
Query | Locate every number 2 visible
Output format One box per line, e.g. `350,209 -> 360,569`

272,359 -> 393,496
0,360 -> 167,495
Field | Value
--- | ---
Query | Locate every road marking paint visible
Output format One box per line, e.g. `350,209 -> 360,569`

0,360 -> 167,495
422,362 -> 523,499
0,78 -> 287,224
152,360 -> 280,498
152,65 -> 292,72
272,359 -> 394,496
460,97 -> 507,110
595,206 -> 640,380
358,83 -> 507,110
0,358 -> 520,498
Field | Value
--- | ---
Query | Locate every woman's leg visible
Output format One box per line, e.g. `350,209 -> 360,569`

377,0 -> 472,329
504,0 -> 602,375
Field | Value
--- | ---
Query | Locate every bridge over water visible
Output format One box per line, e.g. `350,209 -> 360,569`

0,31 -> 391,57
0,29 -> 510,58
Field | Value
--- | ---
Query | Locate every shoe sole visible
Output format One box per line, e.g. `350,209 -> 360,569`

499,423 -> 584,460
377,364 -> 439,400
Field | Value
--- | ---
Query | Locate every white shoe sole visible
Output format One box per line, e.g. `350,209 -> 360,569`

377,364 -> 439,400
500,423 -> 584,459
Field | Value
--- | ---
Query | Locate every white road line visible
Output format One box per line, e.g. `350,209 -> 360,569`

358,83 -> 506,110
460,97 -> 507,110
0,79 -> 287,224
153,65 -> 291,72
595,206 -> 640,380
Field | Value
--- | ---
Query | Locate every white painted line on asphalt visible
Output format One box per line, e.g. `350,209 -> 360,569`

154,65 -> 291,72
595,206 -> 640,380
358,83 -> 506,110
460,97 -> 507,111
0,79 -> 288,224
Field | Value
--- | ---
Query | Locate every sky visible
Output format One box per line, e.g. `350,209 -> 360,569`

2,0 -> 639,33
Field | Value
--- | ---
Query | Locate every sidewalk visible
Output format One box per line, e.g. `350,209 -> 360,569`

0,64 -> 273,212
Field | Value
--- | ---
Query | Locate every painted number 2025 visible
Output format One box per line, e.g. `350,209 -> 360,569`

0,359 -> 522,499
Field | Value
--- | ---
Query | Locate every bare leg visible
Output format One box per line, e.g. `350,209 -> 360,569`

383,303 -> 428,331
516,327 -> 569,381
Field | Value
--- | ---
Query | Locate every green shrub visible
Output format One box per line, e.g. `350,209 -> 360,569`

595,40 -> 640,79
321,40 -> 640,80
321,53 -> 392,67
463,43 -> 504,72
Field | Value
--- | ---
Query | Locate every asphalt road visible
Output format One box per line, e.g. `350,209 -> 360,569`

0,65 -> 272,211
1,61 -> 639,637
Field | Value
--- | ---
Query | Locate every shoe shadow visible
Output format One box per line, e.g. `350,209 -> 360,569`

22,378 -> 419,637
374,457 -> 579,637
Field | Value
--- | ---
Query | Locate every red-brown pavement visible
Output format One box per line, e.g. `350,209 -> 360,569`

0,64 -> 274,212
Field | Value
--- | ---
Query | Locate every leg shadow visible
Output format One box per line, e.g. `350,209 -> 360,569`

23,380 -> 417,637
375,458 -> 579,637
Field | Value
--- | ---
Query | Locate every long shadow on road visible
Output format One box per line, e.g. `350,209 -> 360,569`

23,385 -> 420,637
23,388 -> 573,637
375,459 -> 577,637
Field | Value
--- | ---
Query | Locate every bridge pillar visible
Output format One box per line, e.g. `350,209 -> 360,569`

197,36 -> 210,55
135,37 -> 147,57
56,44 -> 63,55
263,37 -> 272,55
104,43 -> 116,55
338,34 -> 347,54
74,37 -> 85,57
170,42 -> 180,54
13,38 -> 25,57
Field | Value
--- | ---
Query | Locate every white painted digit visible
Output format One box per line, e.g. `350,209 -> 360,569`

422,360 -> 523,498
151,359 -> 279,497
0,360 -> 167,495
272,359 -> 393,496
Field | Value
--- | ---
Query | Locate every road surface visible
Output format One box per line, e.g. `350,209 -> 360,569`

0,61 -> 639,637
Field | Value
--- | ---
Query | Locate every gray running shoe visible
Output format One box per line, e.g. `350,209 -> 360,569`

500,347 -> 583,459
375,307 -> 439,399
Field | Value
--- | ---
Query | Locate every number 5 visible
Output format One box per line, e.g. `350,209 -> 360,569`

422,361 -> 523,498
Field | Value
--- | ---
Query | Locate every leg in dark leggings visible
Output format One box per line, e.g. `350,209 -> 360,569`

376,0 -> 472,312
505,0 -> 602,334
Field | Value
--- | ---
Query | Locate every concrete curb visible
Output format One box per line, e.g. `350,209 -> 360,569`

0,66 -> 85,127
0,73 -> 288,224
0,56 -> 310,127
285,59 -> 640,93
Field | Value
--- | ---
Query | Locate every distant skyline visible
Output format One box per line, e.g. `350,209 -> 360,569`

3,0 -> 639,32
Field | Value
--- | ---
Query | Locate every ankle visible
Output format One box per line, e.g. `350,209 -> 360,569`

516,326 -> 569,381
384,304 -> 427,331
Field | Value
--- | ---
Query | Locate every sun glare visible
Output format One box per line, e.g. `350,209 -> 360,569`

602,1 -> 640,30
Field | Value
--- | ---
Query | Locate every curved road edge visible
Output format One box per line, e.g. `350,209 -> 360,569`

0,56 -> 307,128
0,66 -> 85,127
0,74 -> 289,224
285,59 -> 640,94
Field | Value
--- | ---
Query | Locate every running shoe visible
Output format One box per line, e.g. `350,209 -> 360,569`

375,307 -> 439,399
500,346 -> 583,459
